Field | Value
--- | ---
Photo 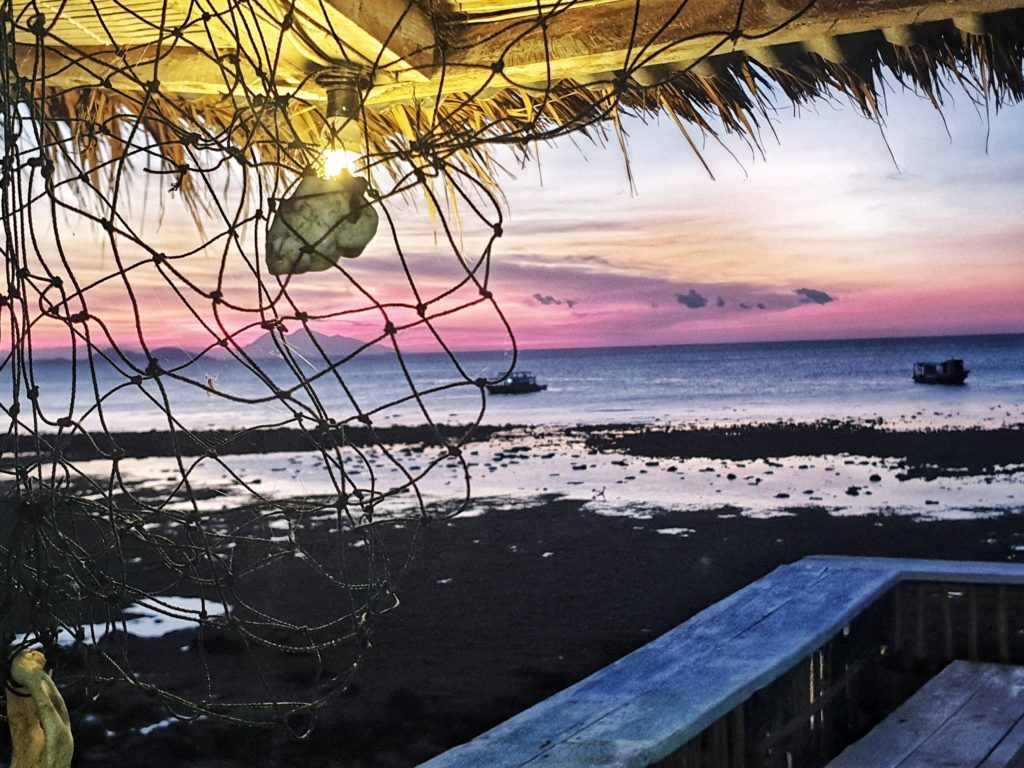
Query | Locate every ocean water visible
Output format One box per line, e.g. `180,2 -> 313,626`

7,333 -> 1023,433
502,333 -> 1024,429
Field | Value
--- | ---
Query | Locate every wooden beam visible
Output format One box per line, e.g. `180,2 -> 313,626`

882,25 -> 917,46
362,0 -> 1024,103
953,14 -> 987,34
15,0 -> 1024,108
745,45 -> 782,69
803,35 -> 845,64
630,64 -> 675,86
13,44 -> 316,100
13,0 -> 436,99
291,0 -> 436,80
451,0 -> 738,85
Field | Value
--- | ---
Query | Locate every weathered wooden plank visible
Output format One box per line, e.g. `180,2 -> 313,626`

803,556 -> 1024,586
526,567 -> 901,766
418,561 -> 839,767
979,713 -> 1024,768
422,559 -> 898,767
828,661 -> 1024,768
552,562 -> 889,701
826,662 -> 999,767
900,664 -> 1024,768
421,558 -> 1024,768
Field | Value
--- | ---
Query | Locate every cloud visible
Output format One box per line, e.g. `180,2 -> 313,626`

532,293 -> 578,308
676,289 -> 709,309
795,288 -> 836,305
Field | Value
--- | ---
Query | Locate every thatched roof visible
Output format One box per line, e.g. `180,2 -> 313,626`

9,0 -> 1024,187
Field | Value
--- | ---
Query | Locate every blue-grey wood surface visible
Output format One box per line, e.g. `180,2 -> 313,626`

826,661 -> 1024,768
419,556 -> 1024,768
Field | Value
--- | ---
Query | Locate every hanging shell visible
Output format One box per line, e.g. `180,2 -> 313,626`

266,172 -> 379,275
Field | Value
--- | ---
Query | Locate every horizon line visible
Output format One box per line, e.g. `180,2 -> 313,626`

25,328 -> 1024,360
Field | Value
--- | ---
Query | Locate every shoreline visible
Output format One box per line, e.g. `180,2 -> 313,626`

6,420 -> 1023,471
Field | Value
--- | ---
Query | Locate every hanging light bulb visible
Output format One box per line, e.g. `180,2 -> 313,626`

266,63 -> 379,276
318,64 -> 368,181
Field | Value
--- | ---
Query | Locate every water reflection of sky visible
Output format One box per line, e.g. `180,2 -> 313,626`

76,429 -> 1022,522
18,596 -> 226,648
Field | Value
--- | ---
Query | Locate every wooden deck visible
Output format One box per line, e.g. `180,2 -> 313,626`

419,556 -> 1024,768
826,661 -> 1024,767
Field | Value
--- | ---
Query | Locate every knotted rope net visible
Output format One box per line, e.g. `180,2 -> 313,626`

1,0 -> 1022,729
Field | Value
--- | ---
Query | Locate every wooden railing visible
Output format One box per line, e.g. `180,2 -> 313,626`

420,556 -> 1024,768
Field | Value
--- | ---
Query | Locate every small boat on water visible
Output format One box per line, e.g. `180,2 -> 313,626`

913,358 -> 969,385
486,371 -> 547,395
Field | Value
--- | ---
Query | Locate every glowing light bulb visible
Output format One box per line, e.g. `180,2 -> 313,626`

320,146 -> 362,180
315,63 -> 368,181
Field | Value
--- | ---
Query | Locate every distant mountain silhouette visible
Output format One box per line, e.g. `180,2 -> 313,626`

31,346 -> 196,365
242,330 -> 387,360
28,346 -> 78,361
147,346 -> 199,363
28,334 -> 386,366
33,335 -> 385,366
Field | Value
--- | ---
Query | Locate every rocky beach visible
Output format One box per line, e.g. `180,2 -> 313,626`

3,419 -> 1021,766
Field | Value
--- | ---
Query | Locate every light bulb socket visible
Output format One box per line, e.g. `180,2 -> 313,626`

316,63 -> 371,120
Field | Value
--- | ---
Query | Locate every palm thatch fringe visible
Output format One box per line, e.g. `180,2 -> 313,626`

7,10 -> 1024,207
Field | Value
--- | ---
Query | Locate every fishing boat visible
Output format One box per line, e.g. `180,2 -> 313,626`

486,371 -> 547,395
913,358 -> 969,385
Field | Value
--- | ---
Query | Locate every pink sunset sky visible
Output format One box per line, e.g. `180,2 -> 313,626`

24,86 -> 1024,354
478,93 -> 1024,350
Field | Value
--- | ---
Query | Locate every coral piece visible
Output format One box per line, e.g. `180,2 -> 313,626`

6,650 -> 74,768
266,171 -> 379,275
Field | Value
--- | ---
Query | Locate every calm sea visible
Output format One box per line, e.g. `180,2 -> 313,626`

9,333 -> 1024,433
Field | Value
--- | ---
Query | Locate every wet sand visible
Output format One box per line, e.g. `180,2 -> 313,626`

3,422 -> 1022,767
45,500 -> 1024,768
585,421 -> 1024,478
15,420 -> 1024,472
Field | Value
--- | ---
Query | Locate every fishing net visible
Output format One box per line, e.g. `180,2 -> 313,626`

0,5 -> 514,730
1,0 -> 1022,733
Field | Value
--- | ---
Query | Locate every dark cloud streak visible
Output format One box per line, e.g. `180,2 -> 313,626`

533,293 -> 578,308
676,289 -> 709,309
795,288 -> 836,305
